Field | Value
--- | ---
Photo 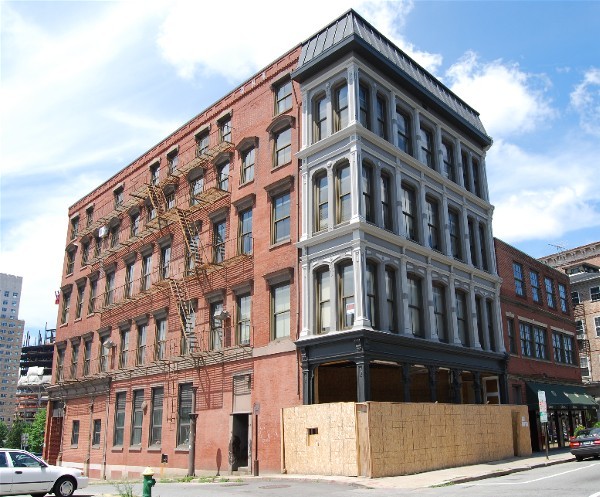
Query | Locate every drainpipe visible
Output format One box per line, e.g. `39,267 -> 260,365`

101,383 -> 111,480
187,386 -> 198,476
85,396 -> 95,477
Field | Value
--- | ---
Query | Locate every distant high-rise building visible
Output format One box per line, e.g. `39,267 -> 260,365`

0,273 -> 25,425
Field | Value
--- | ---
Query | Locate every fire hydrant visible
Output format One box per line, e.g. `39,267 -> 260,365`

142,467 -> 156,497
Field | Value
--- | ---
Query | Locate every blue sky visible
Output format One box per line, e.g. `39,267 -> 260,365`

1,0 -> 599,335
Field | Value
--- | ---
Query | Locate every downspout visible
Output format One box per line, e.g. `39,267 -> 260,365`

85,396 -> 95,477
188,386 -> 198,476
101,381 -> 111,480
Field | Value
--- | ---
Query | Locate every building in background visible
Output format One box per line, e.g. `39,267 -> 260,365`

0,273 -> 25,426
16,328 -> 55,423
540,241 -> 600,412
46,10 -> 509,477
494,239 -> 596,452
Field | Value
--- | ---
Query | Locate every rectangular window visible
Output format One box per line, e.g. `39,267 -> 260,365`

545,277 -> 556,308
149,386 -> 163,446
478,223 -> 489,271
362,164 -> 374,223
104,271 -> 115,306
75,284 -> 85,319
125,262 -> 135,299
70,217 -> 79,240
401,183 -> 418,242
365,261 -> 378,328
572,291 -> 580,305
114,392 -> 126,446
448,209 -> 462,260
462,151 -> 471,192
130,212 -> 140,237
441,140 -> 455,181
70,342 -> 79,378
210,301 -> 224,350
425,197 -> 441,251
110,225 -> 119,248
160,245 -> 171,279
137,324 -> 147,365
274,127 -> 291,167
432,284 -> 447,341
150,163 -> 160,185
71,420 -> 80,447
119,328 -> 129,368
375,94 -> 387,139
219,116 -> 231,143
396,107 -> 412,154
507,318 -> 517,354
407,275 -> 423,337
241,147 -> 255,184
130,389 -> 144,446
213,220 -> 226,263
529,271 -> 541,303
61,292 -> 71,325
88,280 -> 97,315
114,188 -> 124,209
177,383 -> 193,447
580,356 -> 590,377
519,322 -> 533,357
314,173 -> 328,232
336,164 -> 351,224
313,94 -> 327,142
272,192 -> 291,244
167,151 -> 178,175
358,83 -> 371,130
419,125 -> 434,168
99,335 -> 109,372
155,318 -> 167,360
472,157 -> 482,197
86,206 -> 94,228
92,419 -> 101,446
333,84 -> 348,131
558,283 -> 568,313
190,175 -> 204,206
575,319 -> 585,336
56,348 -> 65,382
237,294 -> 251,345
141,254 -> 152,291
239,209 -> 253,255
196,130 -> 209,157
456,291 -> 468,346
595,316 -> 600,337
385,267 -> 397,332
513,263 -> 525,296
82,242 -> 90,265
380,172 -> 392,231
272,282 -> 291,338
217,160 -> 229,191
591,286 -> 600,302
275,79 -> 292,115
316,268 -> 331,334
533,326 -> 547,359
83,339 -> 92,375
66,250 -> 75,275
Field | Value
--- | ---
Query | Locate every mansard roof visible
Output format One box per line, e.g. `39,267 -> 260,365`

292,9 -> 492,147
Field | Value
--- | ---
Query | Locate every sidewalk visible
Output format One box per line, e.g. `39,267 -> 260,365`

249,448 -> 575,489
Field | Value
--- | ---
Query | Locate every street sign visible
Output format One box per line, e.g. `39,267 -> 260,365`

538,390 -> 548,423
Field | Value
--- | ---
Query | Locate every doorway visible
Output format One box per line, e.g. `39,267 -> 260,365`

230,414 -> 249,471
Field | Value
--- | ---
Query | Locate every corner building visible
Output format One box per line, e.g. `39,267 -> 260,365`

46,10 -> 508,477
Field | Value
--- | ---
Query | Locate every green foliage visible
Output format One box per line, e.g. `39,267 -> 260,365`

25,409 -> 47,453
594,421 -> 600,428
5,419 -> 25,448
0,420 -> 8,446
113,481 -> 138,497
574,424 -> 586,437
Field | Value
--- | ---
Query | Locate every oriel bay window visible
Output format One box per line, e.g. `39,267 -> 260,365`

336,163 -> 351,224
315,267 -> 331,334
407,274 -> 423,337
338,262 -> 355,330
314,171 -> 328,232
333,83 -> 348,131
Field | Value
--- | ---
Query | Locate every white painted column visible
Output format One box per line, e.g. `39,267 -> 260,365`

350,147 -> 361,223
300,258 -> 310,336
300,166 -> 309,241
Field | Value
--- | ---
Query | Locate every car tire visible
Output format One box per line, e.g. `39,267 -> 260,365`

53,476 -> 76,497
575,455 -> 583,461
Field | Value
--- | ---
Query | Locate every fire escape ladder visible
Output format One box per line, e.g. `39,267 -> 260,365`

147,184 -> 166,216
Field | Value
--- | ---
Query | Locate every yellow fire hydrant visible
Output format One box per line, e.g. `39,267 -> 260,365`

142,467 -> 156,497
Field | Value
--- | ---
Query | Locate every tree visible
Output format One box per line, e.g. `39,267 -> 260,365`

0,420 -> 8,446
26,409 -> 47,453
5,418 -> 25,449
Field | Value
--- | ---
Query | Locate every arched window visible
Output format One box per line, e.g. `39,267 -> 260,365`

314,171 -> 328,233
432,284 -> 448,342
401,182 -> 418,242
313,92 -> 327,142
358,83 -> 371,130
381,171 -> 393,231
336,163 -> 351,224
385,266 -> 397,332
315,267 -> 331,334
365,260 -> 378,328
333,82 -> 348,132
396,106 -> 412,155
362,162 -> 374,223
337,261 -> 354,330
455,289 -> 469,346
407,274 -> 423,337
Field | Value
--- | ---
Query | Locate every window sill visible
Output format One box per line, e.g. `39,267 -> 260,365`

239,179 -> 254,189
111,447 -> 124,453
147,446 -> 162,452
129,446 -> 142,453
270,239 -> 291,250
174,448 -> 189,454
271,161 -> 291,173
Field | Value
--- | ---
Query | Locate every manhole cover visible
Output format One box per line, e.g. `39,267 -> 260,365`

259,484 -> 292,489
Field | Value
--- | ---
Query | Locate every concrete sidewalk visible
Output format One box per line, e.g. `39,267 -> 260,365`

251,449 -> 575,489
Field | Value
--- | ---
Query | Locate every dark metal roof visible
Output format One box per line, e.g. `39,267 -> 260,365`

293,9 -> 492,146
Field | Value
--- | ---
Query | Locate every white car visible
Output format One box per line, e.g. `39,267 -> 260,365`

0,449 -> 88,497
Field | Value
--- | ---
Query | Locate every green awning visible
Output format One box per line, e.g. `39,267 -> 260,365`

526,382 -> 598,410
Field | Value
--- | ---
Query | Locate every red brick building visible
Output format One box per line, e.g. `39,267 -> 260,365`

46,10 -> 519,477
494,238 -> 596,451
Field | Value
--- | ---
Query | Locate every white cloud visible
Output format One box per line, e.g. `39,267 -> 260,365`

445,51 -> 556,138
156,0 -> 442,81
488,139 -> 600,243
570,67 -> 600,136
